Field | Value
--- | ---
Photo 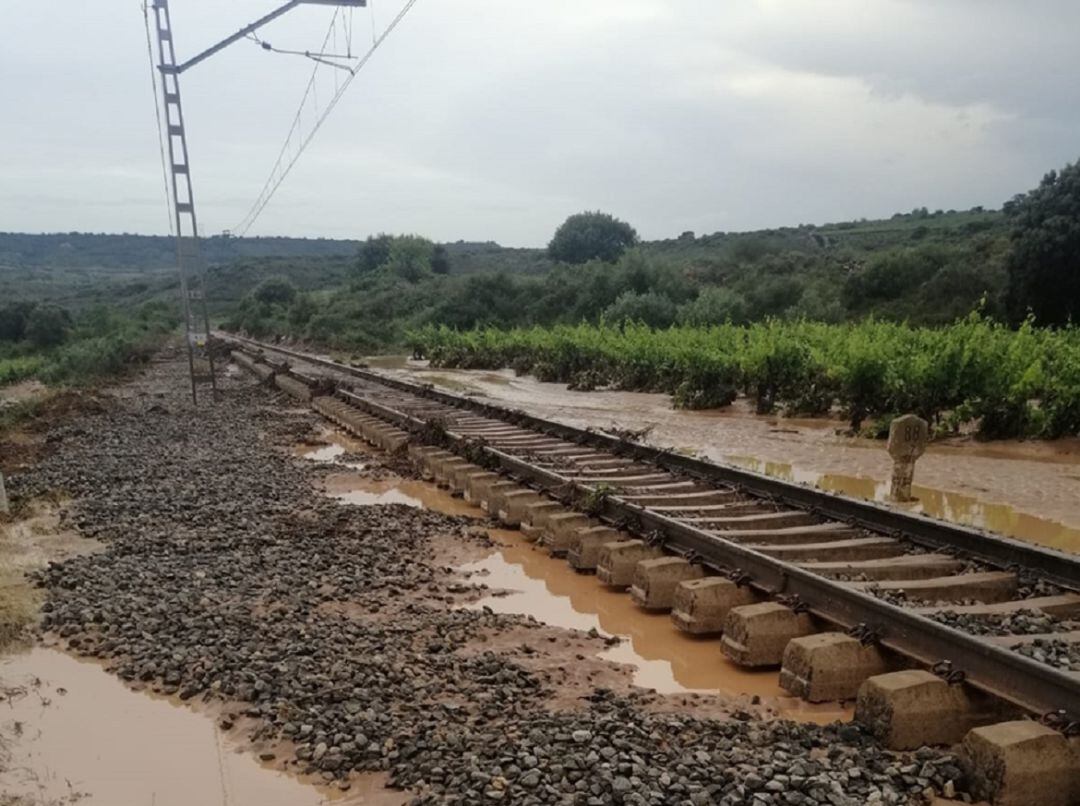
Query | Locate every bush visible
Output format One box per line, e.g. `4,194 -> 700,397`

0,302 -> 36,342
677,287 -> 749,326
24,305 -> 72,348
251,276 -> 298,306
602,291 -> 678,328
547,211 -> 638,264
409,316 -> 1080,438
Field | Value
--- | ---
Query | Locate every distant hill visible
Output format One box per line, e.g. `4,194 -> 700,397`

1,207 -> 1008,325
0,231 -> 359,271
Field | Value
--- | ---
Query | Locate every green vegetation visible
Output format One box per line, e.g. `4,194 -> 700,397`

1004,159 -> 1080,325
220,201 -> 1013,352
0,301 -> 177,389
411,316 -> 1080,439
8,160 -> 1078,441
547,211 -> 638,264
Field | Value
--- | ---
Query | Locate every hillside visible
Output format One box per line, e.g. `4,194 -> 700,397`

2,206 -> 1009,340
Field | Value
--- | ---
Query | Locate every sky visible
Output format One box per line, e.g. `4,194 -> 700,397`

1,0 -> 1078,246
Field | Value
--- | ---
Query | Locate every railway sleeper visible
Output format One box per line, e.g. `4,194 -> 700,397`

855,669 -> 1006,751
721,602 -> 816,667
700,510 -> 821,530
671,577 -> 761,635
751,537 -> 905,563
274,373 -> 312,401
629,556 -> 705,611
913,593 -> 1080,619
987,630 -> 1080,648
237,349 -> 1080,737
567,526 -> 623,571
541,512 -> 595,556
779,632 -> 892,702
798,554 -> 966,581
675,502 -> 800,521
568,473 -> 676,486
848,571 -> 1019,605
708,523 -> 861,546
597,540 -> 665,589
960,720 -> 1080,806
499,489 -> 545,527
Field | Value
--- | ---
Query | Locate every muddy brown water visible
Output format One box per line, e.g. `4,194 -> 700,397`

0,648 -> 404,806
300,432 -> 849,724
362,357 -> 1080,552
727,455 -> 1080,552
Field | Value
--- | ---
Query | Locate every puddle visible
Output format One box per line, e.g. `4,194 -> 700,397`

462,531 -> 848,724
294,428 -> 371,469
0,647 -> 406,806
362,355 -> 410,370
299,443 -> 348,463
0,499 -> 101,576
366,362 -> 1080,548
727,455 -> 1080,552
323,472 -> 483,519
303,435 -> 845,722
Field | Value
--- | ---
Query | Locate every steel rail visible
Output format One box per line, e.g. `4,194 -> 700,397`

224,335 -> 1080,589
228,340 -> 1080,719
325,385 -> 1080,720
227,338 -> 1080,717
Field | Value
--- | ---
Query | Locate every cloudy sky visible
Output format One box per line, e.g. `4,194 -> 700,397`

2,1 -> 1077,246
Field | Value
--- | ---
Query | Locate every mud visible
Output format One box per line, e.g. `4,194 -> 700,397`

0,379 -> 47,408
0,647 -> 404,806
301,436 -> 848,724
464,531 -> 850,725
0,354 -> 971,804
373,358 -> 1080,550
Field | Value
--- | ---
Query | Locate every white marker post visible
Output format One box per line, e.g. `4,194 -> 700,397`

0,471 -> 8,515
887,414 -> 929,502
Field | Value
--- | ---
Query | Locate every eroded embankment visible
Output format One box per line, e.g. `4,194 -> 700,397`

2,356 -> 969,805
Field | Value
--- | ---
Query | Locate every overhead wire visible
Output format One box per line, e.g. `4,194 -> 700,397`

234,9 -> 343,236
141,1 -> 175,236
232,0 -> 420,236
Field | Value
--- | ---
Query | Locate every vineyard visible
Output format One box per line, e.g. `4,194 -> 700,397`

409,316 -> 1080,439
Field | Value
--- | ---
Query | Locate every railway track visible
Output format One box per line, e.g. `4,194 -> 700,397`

225,336 -> 1080,741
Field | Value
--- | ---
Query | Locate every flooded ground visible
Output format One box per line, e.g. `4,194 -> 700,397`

0,648 -> 404,806
365,358 -> 1080,552
299,429 -> 850,724
0,435 -> 407,806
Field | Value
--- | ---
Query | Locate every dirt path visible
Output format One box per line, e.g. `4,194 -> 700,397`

1,354 -> 971,804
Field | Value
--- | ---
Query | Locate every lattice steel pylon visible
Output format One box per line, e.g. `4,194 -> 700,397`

147,0 -> 368,404
151,0 -> 217,404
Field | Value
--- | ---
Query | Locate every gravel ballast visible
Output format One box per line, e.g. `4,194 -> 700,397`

7,355 -> 971,805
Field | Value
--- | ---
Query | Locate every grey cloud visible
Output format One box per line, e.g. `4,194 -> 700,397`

0,0 -> 1076,244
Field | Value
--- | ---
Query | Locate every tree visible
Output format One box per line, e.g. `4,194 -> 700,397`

24,305 -> 72,348
1005,159 -> 1080,325
0,301 -> 36,342
288,293 -> 318,328
385,236 -> 435,283
357,233 -> 393,274
547,211 -> 638,264
431,244 -> 451,275
251,276 -> 297,306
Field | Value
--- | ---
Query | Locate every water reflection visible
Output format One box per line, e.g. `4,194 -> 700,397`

727,455 -> 1080,551
463,531 -> 849,724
